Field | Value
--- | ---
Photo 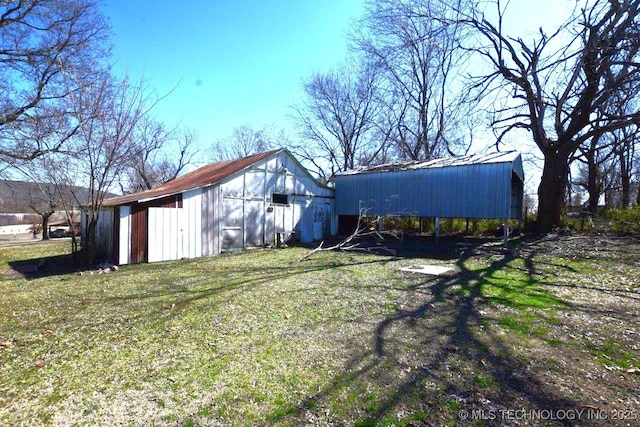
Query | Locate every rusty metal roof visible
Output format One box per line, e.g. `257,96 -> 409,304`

103,149 -> 283,207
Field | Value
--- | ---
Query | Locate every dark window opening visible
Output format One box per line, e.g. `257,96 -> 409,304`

271,193 -> 289,205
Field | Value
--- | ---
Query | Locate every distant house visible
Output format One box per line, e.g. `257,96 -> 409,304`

91,149 -> 336,265
334,151 -> 524,236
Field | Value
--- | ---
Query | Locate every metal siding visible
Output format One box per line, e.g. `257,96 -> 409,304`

435,169 -> 443,215
119,206 -> 131,265
94,209 -> 114,260
211,151 -> 335,251
298,199 -> 314,243
480,165 -> 493,217
148,207 -> 183,262
245,200 -> 264,247
147,209 -> 159,262
130,204 -> 148,263
183,189 -> 202,258
274,205 -> 285,233
511,174 -> 523,219
266,157 -> 278,172
221,174 -> 244,198
501,164 -> 510,216
201,185 -> 219,256
245,170 -> 265,199
112,206 -> 120,264
201,186 -> 211,255
222,198 -> 244,249
212,186 -> 220,254
293,200 -> 303,237
265,201 -> 275,246
335,157 -> 523,219
330,199 -> 338,235
513,155 -> 525,182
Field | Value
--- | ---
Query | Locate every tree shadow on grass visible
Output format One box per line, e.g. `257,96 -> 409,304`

262,242 -> 627,426
4,253 -> 81,280
104,255 -> 405,322
101,236 -> 520,322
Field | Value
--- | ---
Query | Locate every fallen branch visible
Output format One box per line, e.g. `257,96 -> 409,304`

298,208 -> 401,261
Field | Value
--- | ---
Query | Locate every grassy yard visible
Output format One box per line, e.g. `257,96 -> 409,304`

1,235 -> 639,426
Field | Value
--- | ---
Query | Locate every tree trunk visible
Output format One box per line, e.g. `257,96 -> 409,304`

86,219 -> 97,266
604,188 -> 612,209
586,153 -> 600,215
621,176 -> 630,209
537,152 -> 570,232
41,213 -> 52,240
619,150 -> 630,208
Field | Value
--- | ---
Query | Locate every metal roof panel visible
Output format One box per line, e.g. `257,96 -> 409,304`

337,151 -> 521,176
103,149 -> 284,207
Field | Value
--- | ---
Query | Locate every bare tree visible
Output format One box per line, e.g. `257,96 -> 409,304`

573,130 -> 614,214
293,60 -> 382,180
123,118 -> 198,192
636,155 -> 640,205
354,0 -> 473,161
2,178 -> 58,240
573,70 -> 640,211
12,151 -> 89,254
610,123 -> 639,209
210,125 -> 275,162
66,69 -> 160,265
462,0 -> 640,231
0,0 -> 109,162
39,154 -> 83,253
4,108 -> 83,241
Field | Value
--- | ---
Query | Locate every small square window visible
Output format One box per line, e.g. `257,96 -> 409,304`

271,193 -> 289,205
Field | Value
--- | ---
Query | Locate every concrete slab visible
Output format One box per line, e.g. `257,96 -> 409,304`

399,264 -> 455,276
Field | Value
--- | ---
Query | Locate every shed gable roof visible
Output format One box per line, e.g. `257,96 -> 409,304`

103,149 -> 283,207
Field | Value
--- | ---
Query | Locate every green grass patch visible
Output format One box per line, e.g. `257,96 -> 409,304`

498,315 -> 530,335
473,374 -> 493,389
478,263 -> 568,310
588,340 -> 638,369
0,240 -> 70,272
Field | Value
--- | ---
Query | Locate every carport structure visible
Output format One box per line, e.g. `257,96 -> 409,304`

333,151 -> 524,244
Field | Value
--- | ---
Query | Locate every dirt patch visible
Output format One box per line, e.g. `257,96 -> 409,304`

3,264 -> 38,278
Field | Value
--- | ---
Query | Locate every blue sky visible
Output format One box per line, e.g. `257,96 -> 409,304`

100,0 -> 568,197
101,1 -> 364,157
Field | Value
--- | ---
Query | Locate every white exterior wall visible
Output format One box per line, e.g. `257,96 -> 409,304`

146,189 -> 202,263
183,189 -> 202,259
218,150 -> 335,251
118,206 -> 131,265
148,207 -> 182,262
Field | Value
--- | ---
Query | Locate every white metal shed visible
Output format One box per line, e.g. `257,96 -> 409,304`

92,149 -> 336,264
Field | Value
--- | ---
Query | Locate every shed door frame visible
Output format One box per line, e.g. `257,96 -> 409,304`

130,203 -> 148,264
